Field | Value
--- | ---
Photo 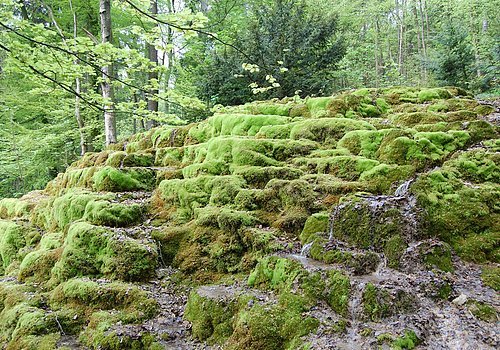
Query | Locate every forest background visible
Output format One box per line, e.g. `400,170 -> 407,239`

0,0 -> 498,198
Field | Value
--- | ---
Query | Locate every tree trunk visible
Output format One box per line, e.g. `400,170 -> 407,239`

99,0 -> 117,145
146,0 -> 159,130
68,0 -> 88,155
18,0 -> 29,20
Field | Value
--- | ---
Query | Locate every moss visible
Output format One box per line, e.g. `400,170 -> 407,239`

418,88 -> 452,102
18,236 -> 61,283
337,129 -> 388,158
384,235 -> 406,268
392,330 -> 420,350
289,103 -> 311,118
300,212 -> 329,244
412,171 -> 499,261
189,114 -> 291,142
248,256 -> 305,292
290,118 -> 375,144
389,112 -> 444,127
122,152 -> 155,167
309,237 -> 380,275
233,166 -> 303,188
474,104 -> 495,116
0,221 -> 40,275
105,151 -> 126,167
273,207 -> 309,235
195,207 -> 257,232
421,242 -> 454,272
467,300 -> 498,323
226,299 -> 318,350
50,278 -> 158,318
295,155 -> 380,181
0,198 -> 32,219
445,149 -> 499,183
246,102 -> 293,116
93,166 -> 155,192
457,231 -> 499,263
481,266 -> 500,291
306,97 -> 334,117
83,201 -> 143,227
151,226 -> 188,265
362,283 -> 391,321
184,289 -> 238,344
52,222 -> 157,282
324,270 -> 350,316
329,199 -> 409,251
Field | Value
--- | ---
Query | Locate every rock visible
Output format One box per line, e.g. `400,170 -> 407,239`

452,293 -> 468,306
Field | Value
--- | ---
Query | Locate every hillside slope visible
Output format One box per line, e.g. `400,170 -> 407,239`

0,87 -> 498,349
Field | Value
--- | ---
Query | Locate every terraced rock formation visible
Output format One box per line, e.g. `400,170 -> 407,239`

0,87 -> 498,349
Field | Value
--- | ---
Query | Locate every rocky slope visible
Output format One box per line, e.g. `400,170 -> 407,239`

0,87 -> 498,350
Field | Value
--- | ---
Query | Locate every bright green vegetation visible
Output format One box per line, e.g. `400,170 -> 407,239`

467,300 -> 499,323
185,281 -> 319,349
0,86 -> 498,348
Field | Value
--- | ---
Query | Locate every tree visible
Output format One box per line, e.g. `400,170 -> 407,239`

429,22 -> 475,88
180,0 -> 345,106
99,0 -> 116,145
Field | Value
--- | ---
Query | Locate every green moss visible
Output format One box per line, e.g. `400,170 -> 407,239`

362,283 -> 391,321
18,233 -> 61,283
467,300 -> 498,323
233,166 -> 303,188
0,198 -> 32,219
105,151 -> 127,167
412,170 -> 499,261
392,330 -> 420,350
445,149 -> 499,183
122,152 -> 155,167
83,201 -> 143,227
295,155 -> 380,181
300,212 -> 329,244
189,114 -> 291,142
481,266 -> 500,291
152,226 -> 188,265
474,104 -> 495,116
324,270 -> 350,316
184,289 -> 238,344
289,103 -> 311,118
52,222 -> 157,282
0,221 -> 40,275
421,242 -> 454,272
50,278 -> 158,318
306,97 -> 334,117
93,166 -> 155,192
337,129 -> 388,158
384,235 -> 406,268
418,88 -> 452,102
290,118 -> 375,144
248,256 -> 305,292
226,299 -> 318,350
195,207 -> 257,232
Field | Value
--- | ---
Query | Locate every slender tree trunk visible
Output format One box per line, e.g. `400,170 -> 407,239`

146,0 -> 159,130
374,18 -> 380,88
69,0 -> 88,155
100,0 -> 117,145
18,0 -> 29,20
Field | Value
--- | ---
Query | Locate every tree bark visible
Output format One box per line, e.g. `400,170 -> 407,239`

18,0 -> 29,20
68,0 -> 88,155
99,0 -> 117,145
146,0 -> 159,130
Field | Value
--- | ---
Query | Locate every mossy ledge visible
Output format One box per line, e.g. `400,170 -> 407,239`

0,87 -> 498,349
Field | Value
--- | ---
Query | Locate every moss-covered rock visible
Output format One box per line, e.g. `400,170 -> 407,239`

52,222 -> 157,282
